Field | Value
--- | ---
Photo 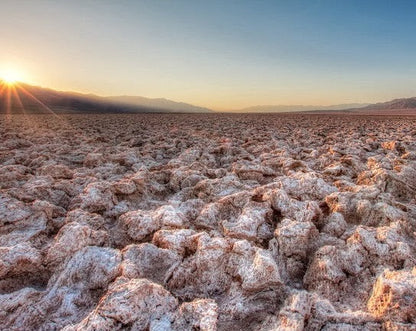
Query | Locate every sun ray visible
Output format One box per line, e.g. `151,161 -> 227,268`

0,81 -> 8,95
17,85 -> 60,118
10,85 -> 28,116
6,84 -> 12,115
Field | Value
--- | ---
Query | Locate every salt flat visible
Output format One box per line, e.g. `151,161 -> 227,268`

1,113 -> 416,330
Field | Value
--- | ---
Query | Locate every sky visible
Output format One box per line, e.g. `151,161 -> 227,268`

1,0 -> 415,110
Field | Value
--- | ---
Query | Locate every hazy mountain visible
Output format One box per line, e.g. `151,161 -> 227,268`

352,97 -> 416,111
235,103 -> 370,113
0,81 -> 212,114
107,95 -> 212,114
237,97 -> 416,114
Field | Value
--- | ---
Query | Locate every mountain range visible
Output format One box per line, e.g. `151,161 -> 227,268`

1,80 -> 416,114
234,103 -> 370,113
352,97 -> 416,112
0,81 -> 212,114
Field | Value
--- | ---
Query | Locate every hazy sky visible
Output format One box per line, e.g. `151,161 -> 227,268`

1,0 -> 415,110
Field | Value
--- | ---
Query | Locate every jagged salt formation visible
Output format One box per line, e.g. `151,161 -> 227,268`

1,113 -> 416,330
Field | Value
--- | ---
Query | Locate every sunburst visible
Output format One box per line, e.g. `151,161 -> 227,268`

1,69 -> 22,85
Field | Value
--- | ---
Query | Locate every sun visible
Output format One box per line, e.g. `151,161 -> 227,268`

1,69 -> 22,85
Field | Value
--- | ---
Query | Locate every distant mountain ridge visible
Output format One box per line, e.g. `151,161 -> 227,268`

2,80 -> 416,115
235,97 -> 416,113
353,97 -> 416,111
235,103 -> 370,113
0,81 -> 212,114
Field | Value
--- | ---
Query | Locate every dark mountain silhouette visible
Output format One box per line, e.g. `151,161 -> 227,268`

0,81 -> 212,114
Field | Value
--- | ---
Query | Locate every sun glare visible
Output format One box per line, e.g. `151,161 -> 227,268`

1,69 -> 22,85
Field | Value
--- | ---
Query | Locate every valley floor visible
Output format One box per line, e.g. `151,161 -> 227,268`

1,113 -> 416,330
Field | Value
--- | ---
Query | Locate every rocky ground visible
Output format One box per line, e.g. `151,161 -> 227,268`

1,113 -> 416,330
